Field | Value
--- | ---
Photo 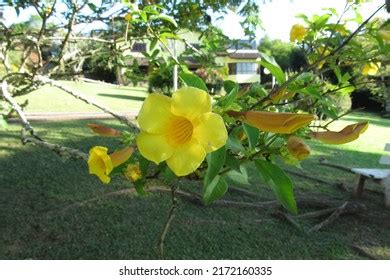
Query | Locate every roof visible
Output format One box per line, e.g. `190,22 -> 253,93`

228,52 -> 261,59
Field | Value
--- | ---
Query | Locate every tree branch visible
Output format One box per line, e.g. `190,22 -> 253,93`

34,75 -> 139,131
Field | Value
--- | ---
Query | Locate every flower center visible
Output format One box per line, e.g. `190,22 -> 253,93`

167,116 -> 193,146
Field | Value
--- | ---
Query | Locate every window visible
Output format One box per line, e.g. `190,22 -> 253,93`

228,63 -> 236,75
131,43 -> 146,52
236,62 -> 257,74
228,62 -> 258,75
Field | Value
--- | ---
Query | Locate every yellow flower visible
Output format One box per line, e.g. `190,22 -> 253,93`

136,87 -> 228,176
362,62 -> 380,76
287,136 -> 311,160
125,163 -> 142,182
290,24 -> 307,42
310,122 -> 368,144
378,30 -> 390,41
227,111 -> 314,134
124,13 -> 132,21
88,146 -> 113,184
88,146 -> 134,184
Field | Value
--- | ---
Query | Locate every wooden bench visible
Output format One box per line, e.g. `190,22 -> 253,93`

352,143 -> 390,209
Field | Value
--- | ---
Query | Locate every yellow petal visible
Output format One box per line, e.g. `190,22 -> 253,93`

110,146 -> 134,167
88,146 -> 113,184
136,131 -> 174,164
171,87 -> 211,121
362,62 -> 380,76
166,140 -> 206,176
87,123 -> 121,137
290,24 -> 307,42
124,13 -> 132,21
287,136 -> 311,160
137,94 -> 174,134
311,122 -> 368,144
124,163 -> 142,182
193,112 -> 228,153
228,111 -> 314,134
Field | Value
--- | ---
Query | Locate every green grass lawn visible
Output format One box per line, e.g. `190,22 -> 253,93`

0,112 -> 389,259
15,81 -> 148,113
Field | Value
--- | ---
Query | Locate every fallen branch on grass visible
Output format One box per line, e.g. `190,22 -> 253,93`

274,211 -> 305,233
228,186 -> 261,198
58,186 -> 354,213
350,245 -> 381,260
285,169 -> 348,192
308,202 -> 350,232
295,202 -> 364,219
319,158 -> 353,173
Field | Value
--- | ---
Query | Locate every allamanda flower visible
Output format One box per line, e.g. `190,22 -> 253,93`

88,146 -> 133,184
362,62 -> 380,76
136,87 -> 228,176
290,24 -> 307,42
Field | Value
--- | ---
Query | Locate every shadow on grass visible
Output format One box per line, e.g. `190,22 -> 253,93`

98,93 -> 146,101
0,120 -> 389,260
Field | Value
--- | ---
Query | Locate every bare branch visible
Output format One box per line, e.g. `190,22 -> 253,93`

1,79 -> 88,161
34,75 -> 139,131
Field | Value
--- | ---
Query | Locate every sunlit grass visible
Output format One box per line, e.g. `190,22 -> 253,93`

15,81 -> 148,113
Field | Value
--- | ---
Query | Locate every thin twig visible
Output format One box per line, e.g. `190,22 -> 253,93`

158,185 -> 178,259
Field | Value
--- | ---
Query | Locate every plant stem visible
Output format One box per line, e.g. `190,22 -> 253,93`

158,185 -> 178,259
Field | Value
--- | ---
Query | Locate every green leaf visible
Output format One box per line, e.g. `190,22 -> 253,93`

179,72 -> 208,92
163,165 -> 176,184
221,80 -> 238,108
254,159 -> 297,214
160,32 -> 180,40
224,80 -> 238,94
225,153 -> 241,172
258,52 -> 286,85
150,15 -> 178,27
243,123 -> 259,150
224,164 -> 249,185
203,175 -> 228,205
313,14 -> 331,29
87,3 -> 97,12
204,146 -> 226,186
226,134 -> 245,153
149,38 -> 158,51
134,180 -> 148,195
139,11 -> 148,22
337,85 -> 355,95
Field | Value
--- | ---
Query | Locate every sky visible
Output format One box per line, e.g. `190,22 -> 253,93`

215,0 -> 388,41
1,0 -> 388,42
